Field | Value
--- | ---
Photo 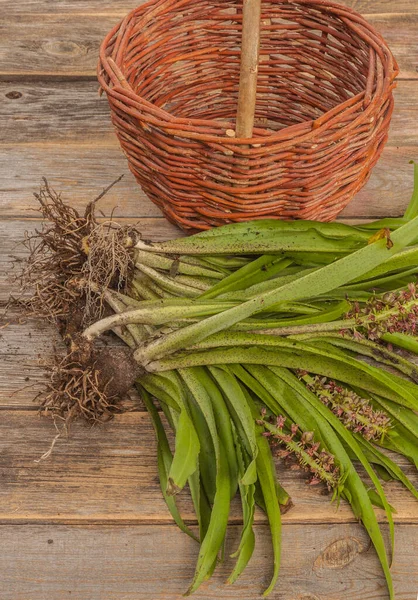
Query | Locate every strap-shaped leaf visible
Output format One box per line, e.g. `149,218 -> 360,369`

180,369 -> 231,595
271,367 -> 395,599
139,386 -> 199,542
208,366 -> 258,485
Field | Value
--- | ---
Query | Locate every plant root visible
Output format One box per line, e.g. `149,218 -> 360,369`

38,335 -> 140,425
15,178 -> 143,425
17,178 -> 138,333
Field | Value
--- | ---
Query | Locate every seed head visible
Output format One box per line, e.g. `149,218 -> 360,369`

259,412 -> 340,491
305,376 -> 391,441
342,284 -> 418,340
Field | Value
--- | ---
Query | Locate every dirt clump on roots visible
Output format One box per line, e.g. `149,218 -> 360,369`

39,336 -> 140,425
18,179 -> 142,425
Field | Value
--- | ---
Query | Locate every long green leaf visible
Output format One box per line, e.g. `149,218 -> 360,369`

243,388 -> 282,596
271,367 -> 395,597
227,426 -> 256,584
136,214 -> 418,363
141,373 -> 200,494
180,369 -> 231,595
208,366 -> 258,485
190,366 -> 239,498
139,386 -> 199,542
200,255 -> 292,299
167,408 -> 200,494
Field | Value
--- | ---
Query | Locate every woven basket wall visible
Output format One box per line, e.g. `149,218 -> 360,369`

98,0 -> 399,232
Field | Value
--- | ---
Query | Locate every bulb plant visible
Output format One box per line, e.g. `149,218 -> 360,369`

18,165 -> 418,599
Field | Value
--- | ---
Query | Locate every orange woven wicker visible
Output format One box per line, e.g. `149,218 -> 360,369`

98,0 -> 398,232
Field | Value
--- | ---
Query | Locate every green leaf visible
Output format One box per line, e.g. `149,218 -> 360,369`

200,255 -> 292,299
141,373 -> 200,494
227,426 -> 256,584
140,228 -> 365,256
382,332 -> 418,354
139,374 -> 180,411
167,407 -> 200,494
208,366 -> 258,485
270,368 -> 395,598
180,369 -> 231,595
138,386 -> 199,543
301,334 -> 418,382
372,395 -> 418,440
184,385 -> 217,505
403,161 -> 418,220
190,366 -> 239,498
246,393 -> 282,597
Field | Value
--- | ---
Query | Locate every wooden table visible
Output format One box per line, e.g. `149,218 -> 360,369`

1,1 -> 417,598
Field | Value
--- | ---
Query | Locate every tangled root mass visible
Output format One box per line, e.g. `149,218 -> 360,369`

19,179 -> 140,424
19,177 -> 137,331
40,338 -> 140,425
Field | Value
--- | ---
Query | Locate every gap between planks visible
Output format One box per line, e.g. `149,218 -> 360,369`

2,0 -> 417,14
0,516 -> 415,526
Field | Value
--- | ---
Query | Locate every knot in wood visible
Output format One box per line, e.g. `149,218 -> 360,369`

314,537 -> 365,570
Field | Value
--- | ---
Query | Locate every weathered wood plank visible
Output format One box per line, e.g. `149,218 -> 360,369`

2,79 -> 418,146
1,80 -> 114,145
0,409 -> 416,524
0,14 -> 416,78
1,523 -> 416,600
1,146 -> 416,220
0,150 -> 162,218
4,0 -> 418,16
3,0 -> 141,16
0,15 -> 117,78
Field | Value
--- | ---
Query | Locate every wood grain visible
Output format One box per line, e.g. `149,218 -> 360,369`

4,0 -> 418,16
1,80 -> 115,144
1,1 -> 417,598
3,80 -> 417,146
1,523 -> 417,600
3,0 -> 141,16
0,409 -> 416,525
1,146 -> 417,220
1,79 -> 417,220
0,14 -> 417,78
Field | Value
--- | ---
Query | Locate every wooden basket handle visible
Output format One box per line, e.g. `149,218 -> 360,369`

236,0 -> 262,138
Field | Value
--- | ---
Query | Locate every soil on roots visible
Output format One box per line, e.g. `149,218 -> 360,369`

16,179 -> 142,424
17,178 -> 138,336
39,335 -> 140,425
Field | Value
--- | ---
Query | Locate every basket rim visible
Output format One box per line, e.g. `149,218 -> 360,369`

98,0 -> 399,145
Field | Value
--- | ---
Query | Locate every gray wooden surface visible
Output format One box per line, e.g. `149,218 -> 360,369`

0,1 -> 417,598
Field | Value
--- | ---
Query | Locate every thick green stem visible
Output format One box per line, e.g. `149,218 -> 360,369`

135,249 -> 224,279
83,299 -> 236,340
257,297 -> 418,337
134,218 -> 418,365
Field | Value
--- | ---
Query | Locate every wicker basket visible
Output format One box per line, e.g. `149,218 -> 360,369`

98,0 -> 398,232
